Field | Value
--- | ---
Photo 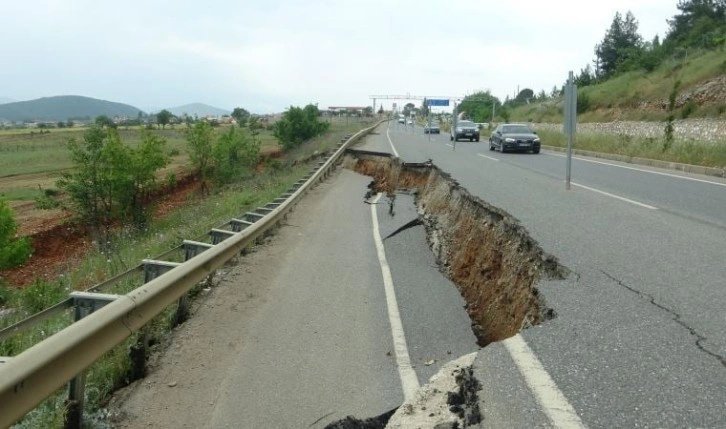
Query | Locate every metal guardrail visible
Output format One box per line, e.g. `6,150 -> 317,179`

0,120 -> 383,428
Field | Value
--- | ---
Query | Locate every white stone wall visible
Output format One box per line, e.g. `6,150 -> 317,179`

532,119 -> 726,144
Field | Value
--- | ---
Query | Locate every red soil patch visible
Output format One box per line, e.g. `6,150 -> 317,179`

1,173 -> 202,289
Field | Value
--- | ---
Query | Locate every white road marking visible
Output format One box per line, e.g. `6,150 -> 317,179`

446,143 -> 454,148
477,153 -> 500,162
503,335 -> 587,429
370,193 -> 420,401
544,152 -> 726,187
386,128 -> 400,158
571,182 -> 658,210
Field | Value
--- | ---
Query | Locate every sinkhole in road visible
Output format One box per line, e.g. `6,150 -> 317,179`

343,149 -> 567,346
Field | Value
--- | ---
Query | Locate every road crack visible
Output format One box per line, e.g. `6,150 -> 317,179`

383,218 -> 423,241
601,270 -> 725,368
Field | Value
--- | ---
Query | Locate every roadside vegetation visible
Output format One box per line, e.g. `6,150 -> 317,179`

0,110 -> 374,427
446,1 -> 726,167
453,0 -> 725,124
535,128 -> 726,168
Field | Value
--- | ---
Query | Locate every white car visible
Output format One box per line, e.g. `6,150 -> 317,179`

407,119 -> 413,125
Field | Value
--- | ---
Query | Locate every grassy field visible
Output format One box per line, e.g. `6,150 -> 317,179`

510,49 -> 726,123
0,117 -> 376,427
0,125 -> 283,202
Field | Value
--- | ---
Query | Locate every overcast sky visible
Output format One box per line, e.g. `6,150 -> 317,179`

1,0 -> 679,113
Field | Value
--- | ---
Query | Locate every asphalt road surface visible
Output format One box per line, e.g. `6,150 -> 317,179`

356,121 -> 726,428
114,121 -> 724,428
113,163 -> 479,428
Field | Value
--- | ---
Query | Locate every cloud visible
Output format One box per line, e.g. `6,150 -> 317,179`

0,0 -> 679,113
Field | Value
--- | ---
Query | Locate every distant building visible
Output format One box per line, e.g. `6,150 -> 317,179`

328,106 -> 366,116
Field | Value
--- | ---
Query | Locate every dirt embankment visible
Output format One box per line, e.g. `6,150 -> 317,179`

344,151 -> 566,346
0,171 -> 203,288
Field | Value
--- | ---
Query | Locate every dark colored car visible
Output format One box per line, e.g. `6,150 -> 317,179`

450,120 -> 480,142
424,122 -> 440,134
489,124 -> 541,153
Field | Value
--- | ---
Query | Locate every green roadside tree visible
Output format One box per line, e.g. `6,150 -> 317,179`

57,126 -> 170,237
231,107 -> 251,127
157,109 -> 173,129
213,126 -> 260,185
458,91 -> 501,123
115,131 -> 169,225
95,115 -> 115,128
185,121 -> 216,193
273,104 -> 329,150
248,116 -> 263,145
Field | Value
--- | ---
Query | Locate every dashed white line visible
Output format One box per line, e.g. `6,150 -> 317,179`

386,128 -> 400,158
370,193 -> 420,401
544,152 -> 726,187
477,153 -> 500,162
446,143 -> 454,148
571,182 -> 658,210
503,335 -> 587,429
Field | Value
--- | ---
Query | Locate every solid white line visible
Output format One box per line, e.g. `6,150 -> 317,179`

370,193 -> 420,401
503,335 -> 586,429
571,182 -> 658,210
477,153 -> 500,162
544,152 -> 726,187
386,128 -> 400,158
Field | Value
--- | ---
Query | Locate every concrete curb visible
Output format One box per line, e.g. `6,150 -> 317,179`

542,145 -> 726,178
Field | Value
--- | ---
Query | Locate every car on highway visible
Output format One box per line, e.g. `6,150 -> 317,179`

489,123 -> 541,153
450,120 -> 480,142
423,122 -> 440,134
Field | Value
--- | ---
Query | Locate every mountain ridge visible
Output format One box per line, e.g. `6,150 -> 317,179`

164,103 -> 230,117
0,95 -> 143,122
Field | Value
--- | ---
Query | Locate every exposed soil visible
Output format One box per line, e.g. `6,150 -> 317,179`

0,168 -> 202,288
344,150 -> 566,346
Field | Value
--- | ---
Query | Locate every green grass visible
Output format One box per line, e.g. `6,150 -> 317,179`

537,128 -> 726,168
510,49 -> 726,123
0,119 -> 376,427
0,126 -> 281,179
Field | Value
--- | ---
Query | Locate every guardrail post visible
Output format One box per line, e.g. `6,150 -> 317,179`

65,292 -> 119,429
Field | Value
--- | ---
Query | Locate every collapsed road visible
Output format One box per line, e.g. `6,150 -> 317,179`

109,122 -> 726,428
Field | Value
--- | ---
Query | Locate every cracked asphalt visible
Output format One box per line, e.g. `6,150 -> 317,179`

358,122 -> 726,428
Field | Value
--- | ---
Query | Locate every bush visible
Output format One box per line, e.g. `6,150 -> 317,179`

34,192 -> 61,210
681,100 -> 697,118
577,89 -> 591,114
0,199 -> 33,269
213,126 -> 260,185
273,104 -> 330,150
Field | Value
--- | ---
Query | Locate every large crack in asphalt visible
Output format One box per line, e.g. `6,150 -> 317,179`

322,150 -> 568,428
344,149 -> 566,347
601,269 -> 726,368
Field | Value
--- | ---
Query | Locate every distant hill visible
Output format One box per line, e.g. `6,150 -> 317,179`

165,103 -> 230,117
0,97 -> 15,105
0,95 -> 143,122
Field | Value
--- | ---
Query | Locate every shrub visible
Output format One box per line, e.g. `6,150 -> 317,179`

681,100 -> 697,118
0,199 -> 33,269
273,104 -> 330,150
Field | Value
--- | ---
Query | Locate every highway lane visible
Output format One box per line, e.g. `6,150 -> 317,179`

360,121 -> 726,427
113,164 -> 478,428
387,120 -> 726,230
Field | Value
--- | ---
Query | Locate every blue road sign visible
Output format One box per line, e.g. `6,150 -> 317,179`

426,99 -> 449,107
